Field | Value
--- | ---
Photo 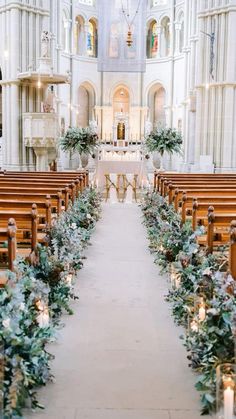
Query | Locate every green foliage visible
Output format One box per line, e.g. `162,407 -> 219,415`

60,127 -> 98,156
141,192 -> 236,415
0,187 -> 102,418
145,127 -> 183,157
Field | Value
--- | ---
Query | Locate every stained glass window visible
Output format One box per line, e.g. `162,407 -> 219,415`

87,20 -> 97,57
147,21 -> 158,58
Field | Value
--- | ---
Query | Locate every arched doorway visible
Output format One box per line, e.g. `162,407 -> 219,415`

148,83 -> 166,128
77,82 -> 96,127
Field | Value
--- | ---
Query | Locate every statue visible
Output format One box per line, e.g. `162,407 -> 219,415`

144,119 -> 153,136
43,86 -> 55,113
41,30 -> 51,58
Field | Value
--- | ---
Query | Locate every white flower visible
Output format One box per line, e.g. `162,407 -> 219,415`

2,318 -> 11,329
203,268 -> 212,276
19,302 -> 25,311
71,223 -> 77,230
87,214 -> 92,219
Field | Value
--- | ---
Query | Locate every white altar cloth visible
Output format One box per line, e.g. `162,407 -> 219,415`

96,160 -> 144,188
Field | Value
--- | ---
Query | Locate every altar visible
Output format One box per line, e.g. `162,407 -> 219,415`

95,144 -> 147,189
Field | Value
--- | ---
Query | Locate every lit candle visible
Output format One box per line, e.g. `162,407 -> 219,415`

66,274 -> 73,286
224,384 -> 234,419
190,319 -> 199,333
199,305 -> 206,322
36,307 -> 50,328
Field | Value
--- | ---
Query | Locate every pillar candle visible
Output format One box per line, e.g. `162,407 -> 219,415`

199,306 -> 206,322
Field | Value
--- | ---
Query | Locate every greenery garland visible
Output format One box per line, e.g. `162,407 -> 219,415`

141,191 -> 236,415
0,188 -> 102,418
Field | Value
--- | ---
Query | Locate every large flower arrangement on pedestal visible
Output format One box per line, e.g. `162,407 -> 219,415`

145,127 -> 183,169
60,127 -> 98,156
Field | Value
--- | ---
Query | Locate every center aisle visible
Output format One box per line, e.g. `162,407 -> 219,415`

27,203 -> 202,419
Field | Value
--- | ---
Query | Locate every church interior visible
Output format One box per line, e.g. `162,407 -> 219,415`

0,1 -> 236,418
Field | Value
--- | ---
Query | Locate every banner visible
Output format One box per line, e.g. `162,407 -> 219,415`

98,0 -> 147,72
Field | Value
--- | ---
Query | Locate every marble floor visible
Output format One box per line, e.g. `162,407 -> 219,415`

26,203 -> 203,419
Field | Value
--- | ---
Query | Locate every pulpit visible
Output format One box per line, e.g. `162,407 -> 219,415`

112,112 -> 130,146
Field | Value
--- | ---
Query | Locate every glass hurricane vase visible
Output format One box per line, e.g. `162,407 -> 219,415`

216,363 -> 236,419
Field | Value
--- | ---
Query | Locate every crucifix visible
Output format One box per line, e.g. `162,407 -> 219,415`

201,20 -> 216,80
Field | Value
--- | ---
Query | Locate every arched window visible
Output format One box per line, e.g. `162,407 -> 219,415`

0,68 -> 2,138
75,15 -> 85,55
161,16 -> 170,57
147,20 -> 159,58
87,19 -> 98,57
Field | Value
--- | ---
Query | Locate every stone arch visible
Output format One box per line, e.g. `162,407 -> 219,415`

147,82 -> 167,128
112,85 -> 130,117
109,82 -> 134,106
77,81 -> 96,127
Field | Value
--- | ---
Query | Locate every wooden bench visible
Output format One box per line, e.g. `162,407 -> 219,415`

192,201 -> 236,231
0,218 -> 17,272
0,205 -> 39,253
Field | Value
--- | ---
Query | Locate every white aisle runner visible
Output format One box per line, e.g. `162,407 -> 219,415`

26,204 -> 202,419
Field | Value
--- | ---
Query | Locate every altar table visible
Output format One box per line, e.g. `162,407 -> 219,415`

95,160 -> 145,188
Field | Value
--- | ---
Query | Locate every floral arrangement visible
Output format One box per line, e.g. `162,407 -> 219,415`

60,127 -> 98,156
141,192 -> 236,415
0,187 -> 102,418
145,127 -> 183,157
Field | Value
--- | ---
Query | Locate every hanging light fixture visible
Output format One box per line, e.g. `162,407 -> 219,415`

121,0 -> 141,47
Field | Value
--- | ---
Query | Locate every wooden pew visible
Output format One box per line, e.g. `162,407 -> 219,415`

206,207 -> 236,253
181,195 -> 236,224
154,172 -> 236,192
173,189 -> 236,211
0,198 -> 52,227
192,201 -> 236,231
0,192 -> 62,215
0,204 -> 39,253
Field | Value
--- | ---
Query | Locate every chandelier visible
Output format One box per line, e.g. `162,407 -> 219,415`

121,0 -> 141,47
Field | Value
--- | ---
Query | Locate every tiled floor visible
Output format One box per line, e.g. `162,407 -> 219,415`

26,203 -> 203,419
